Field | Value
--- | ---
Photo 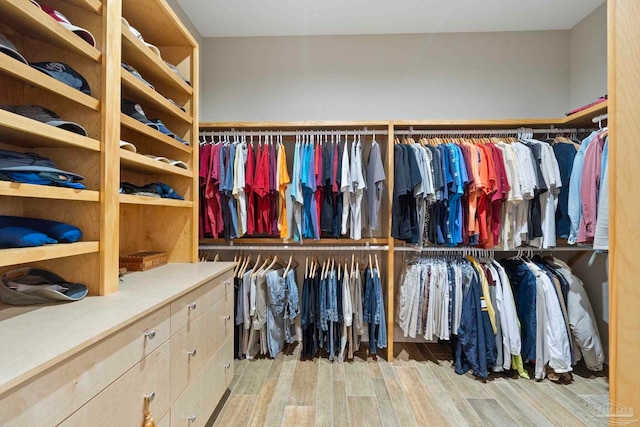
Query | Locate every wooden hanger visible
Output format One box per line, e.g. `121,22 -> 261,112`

374,254 -> 381,278
261,255 -> 279,277
283,255 -> 294,278
368,254 -> 374,278
252,256 -> 270,278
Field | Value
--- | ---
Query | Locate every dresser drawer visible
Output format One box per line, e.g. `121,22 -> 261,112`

59,341 -> 171,427
171,295 -> 234,400
170,271 -> 233,335
172,338 -> 234,427
0,305 -> 170,427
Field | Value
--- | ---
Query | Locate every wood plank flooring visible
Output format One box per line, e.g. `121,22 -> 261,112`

209,343 -> 610,427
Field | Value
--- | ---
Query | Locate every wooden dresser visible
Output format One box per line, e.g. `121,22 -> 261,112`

0,262 -> 235,427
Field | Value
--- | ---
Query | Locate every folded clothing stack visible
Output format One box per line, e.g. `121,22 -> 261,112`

0,215 -> 82,248
120,182 -> 184,200
0,148 -> 85,189
0,267 -> 88,305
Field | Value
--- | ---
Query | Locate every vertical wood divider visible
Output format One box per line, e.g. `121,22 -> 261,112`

99,0 -> 122,294
386,122 -> 395,361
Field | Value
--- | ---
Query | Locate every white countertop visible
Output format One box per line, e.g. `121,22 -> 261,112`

0,262 -> 235,395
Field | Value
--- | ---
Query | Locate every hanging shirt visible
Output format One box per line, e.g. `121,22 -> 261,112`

366,140 -> 386,231
578,131 -> 606,243
349,138 -> 366,240
276,144 -> 290,238
567,131 -> 596,244
232,140 -> 248,237
340,140 -> 351,235
245,143 -> 256,235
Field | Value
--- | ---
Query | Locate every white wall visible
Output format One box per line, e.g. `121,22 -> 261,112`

569,3 -> 607,111
201,31 -> 570,122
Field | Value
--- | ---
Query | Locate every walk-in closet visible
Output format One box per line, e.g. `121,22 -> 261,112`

0,0 -> 638,426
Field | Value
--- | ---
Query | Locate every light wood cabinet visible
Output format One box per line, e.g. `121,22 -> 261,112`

0,0 -> 198,296
0,263 -> 236,427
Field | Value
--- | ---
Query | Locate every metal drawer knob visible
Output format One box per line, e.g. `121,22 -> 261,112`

188,414 -> 197,422
223,315 -> 231,321
145,392 -> 155,402
144,330 -> 156,339
224,280 -> 231,286
187,349 -> 197,357
188,302 -> 197,310
223,363 -> 231,369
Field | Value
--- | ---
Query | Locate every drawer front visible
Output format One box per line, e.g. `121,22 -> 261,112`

172,338 -> 234,427
59,341 -> 171,427
0,305 -> 170,427
171,294 -> 234,400
170,271 -> 233,335
156,412 -> 170,427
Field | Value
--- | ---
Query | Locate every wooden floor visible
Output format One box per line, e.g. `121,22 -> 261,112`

209,342 -> 610,427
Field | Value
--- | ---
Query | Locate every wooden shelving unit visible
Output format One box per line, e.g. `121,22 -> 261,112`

0,0 -> 198,297
199,112 -> 606,361
0,0 -> 101,62
0,58 -> 101,111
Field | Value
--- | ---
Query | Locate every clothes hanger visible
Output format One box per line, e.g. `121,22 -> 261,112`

368,254 -> 374,278
252,255 -> 270,278
374,254 -> 380,278
283,254 -> 293,277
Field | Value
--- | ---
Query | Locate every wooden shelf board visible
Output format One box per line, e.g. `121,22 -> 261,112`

121,25 -> 193,96
561,100 -> 608,127
121,71 -> 192,124
0,181 -> 99,201
200,121 -> 392,130
121,114 -> 192,154
0,241 -> 99,267
0,58 -> 100,111
122,0 -> 197,48
200,237 -> 389,246
0,109 -> 100,151
119,149 -> 193,177
0,0 -> 101,62
60,0 -> 102,14
119,193 -> 192,207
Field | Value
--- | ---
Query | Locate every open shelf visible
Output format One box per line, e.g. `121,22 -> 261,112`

0,58 -> 100,111
122,0 -> 196,48
119,149 -> 192,177
121,24 -> 193,96
0,0 -> 101,62
200,237 -> 390,246
0,109 -> 100,151
121,114 -> 192,153
121,70 -> 192,124
119,193 -> 192,207
0,181 -> 99,201
0,241 -> 99,267
60,0 -> 102,15
562,100 -> 608,128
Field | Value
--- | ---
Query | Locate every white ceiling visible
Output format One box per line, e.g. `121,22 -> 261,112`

177,0 -> 606,38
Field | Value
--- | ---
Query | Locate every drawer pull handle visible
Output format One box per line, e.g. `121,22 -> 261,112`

224,280 -> 231,286
223,315 -> 231,321
223,363 -> 231,369
187,349 -> 197,357
188,302 -> 197,310
188,415 -> 197,422
145,392 -> 156,402
144,330 -> 156,339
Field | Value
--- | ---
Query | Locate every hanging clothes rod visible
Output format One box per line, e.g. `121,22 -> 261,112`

394,246 -> 597,252
592,113 -> 608,124
199,129 -> 388,138
200,244 -> 389,252
393,128 -> 592,136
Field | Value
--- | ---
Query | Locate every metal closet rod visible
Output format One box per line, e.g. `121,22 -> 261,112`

394,246 -> 596,252
199,129 -> 388,138
393,128 -> 592,136
200,244 -> 389,252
